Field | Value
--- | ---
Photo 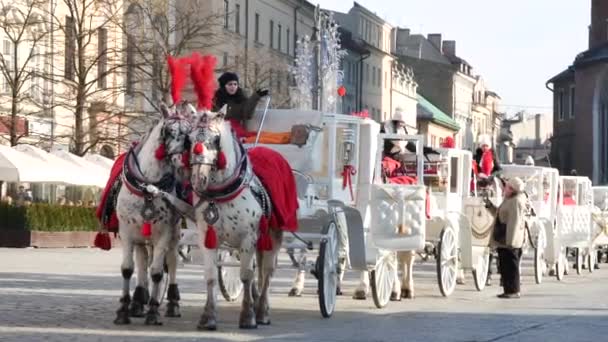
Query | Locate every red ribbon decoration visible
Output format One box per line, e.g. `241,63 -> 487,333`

341,165 -> 357,201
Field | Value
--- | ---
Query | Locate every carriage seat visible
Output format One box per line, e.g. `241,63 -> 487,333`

244,109 -> 325,172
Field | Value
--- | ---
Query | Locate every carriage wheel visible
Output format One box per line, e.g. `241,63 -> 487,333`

370,251 -> 397,308
472,248 -> 489,292
317,220 -> 338,318
436,225 -> 458,297
555,252 -> 565,281
534,229 -> 546,284
575,248 -> 582,275
217,250 -> 243,302
588,251 -> 595,274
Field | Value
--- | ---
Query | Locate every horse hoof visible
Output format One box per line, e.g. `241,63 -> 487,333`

165,302 -> 181,318
145,312 -> 162,326
390,291 -> 401,301
401,289 -> 414,299
288,288 -> 302,297
239,322 -> 258,329
336,286 -> 343,296
113,311 -> 131,325
256,318 -> 271,325
352,290 -> 367,300
128,302 -> 145,318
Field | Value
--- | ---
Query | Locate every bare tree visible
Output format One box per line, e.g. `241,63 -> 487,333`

0,0 -> 52,146
49,0 -> 129,156
119,0 -> 223,118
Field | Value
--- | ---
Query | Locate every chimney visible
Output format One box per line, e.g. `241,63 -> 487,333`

589,0 -> 608,48
395,28 -> 410,54
443,40 -> 456,56
427,33 -> 442,51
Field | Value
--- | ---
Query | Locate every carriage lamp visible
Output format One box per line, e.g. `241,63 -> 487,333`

340,128 -> 356,164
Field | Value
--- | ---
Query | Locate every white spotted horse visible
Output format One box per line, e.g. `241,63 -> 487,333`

188,107 -> 299,330
110,54 -> 198,326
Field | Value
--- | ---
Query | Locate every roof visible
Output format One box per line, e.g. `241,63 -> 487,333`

574,41 -> 608,68
417,94 -> 460,131
338,27 -> 370,55
547,67 -> 574,84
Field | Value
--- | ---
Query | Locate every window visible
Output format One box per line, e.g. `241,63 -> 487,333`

3,39 -> 11,55
97,28 -> 107,89
365,63 -> 369,84
384,71 -> 387,89
286,28 -> 290,55
278,24 -> 282,51
224,0 -> 229,29
64,16 -> 76,80
372,67 -> 376,86
431,135 -> 437,147
254,13 -> 260,42
223,52 -> 228,67
269,20 -> 274,48
235,4 -> 240,34
558,89 -> 565,120
569,86 -> 575,118
377,68 -> 382,88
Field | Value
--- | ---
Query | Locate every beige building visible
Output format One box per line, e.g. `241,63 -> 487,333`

0,0 -> 126,159
498,113 -> 553,165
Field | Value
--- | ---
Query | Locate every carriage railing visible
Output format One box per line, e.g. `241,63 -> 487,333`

375,134 -> 425,185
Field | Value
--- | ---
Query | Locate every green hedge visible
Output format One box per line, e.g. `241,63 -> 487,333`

0,203 -> 97,232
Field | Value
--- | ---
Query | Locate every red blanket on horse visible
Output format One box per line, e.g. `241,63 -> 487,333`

248,147 -> 299,232
96,153 -> 126,232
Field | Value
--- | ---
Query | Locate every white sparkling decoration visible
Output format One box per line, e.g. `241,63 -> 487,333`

290,35 -> 314,110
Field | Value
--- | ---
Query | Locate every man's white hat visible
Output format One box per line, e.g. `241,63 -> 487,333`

524,155 -> 535,166
392,109 -> 406,123
478,134 -> 492,148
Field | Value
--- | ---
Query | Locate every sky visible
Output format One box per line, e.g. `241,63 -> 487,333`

310,0 -> 591,116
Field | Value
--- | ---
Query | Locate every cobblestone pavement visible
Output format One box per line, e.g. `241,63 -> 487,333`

1,247 -> 607,342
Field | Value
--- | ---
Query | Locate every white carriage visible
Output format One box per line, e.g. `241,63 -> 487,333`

362,139 -> 499,305
588,186 -> 608,271
551,176 -> 594,279
500,165 -> 559,284
177,108 -> 372,318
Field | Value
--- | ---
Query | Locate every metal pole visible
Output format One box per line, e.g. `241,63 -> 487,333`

254,96 -> 272,147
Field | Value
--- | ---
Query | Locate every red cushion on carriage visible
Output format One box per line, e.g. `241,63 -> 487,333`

387,176 -> 417,185
382,156 -> 401,176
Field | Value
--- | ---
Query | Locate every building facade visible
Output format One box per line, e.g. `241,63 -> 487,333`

547,0 -> 608,182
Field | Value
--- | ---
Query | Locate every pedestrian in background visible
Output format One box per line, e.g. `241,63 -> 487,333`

486,177 -> 527,298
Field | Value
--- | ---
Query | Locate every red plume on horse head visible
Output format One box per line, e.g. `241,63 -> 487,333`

167,54 -> 193,104
190,53 -> 217,110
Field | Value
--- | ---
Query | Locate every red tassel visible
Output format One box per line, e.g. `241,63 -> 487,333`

141,222 -> 152,237
257,216 -> 273,251
216,151 -> 227,170
190,53 -> 218,110
155,144 -> 166,160
481,149 -> 494,176
94,232 -> 112,251
193,142 -> 204,155
181,150 -> 190,167
204,225 -> 218,249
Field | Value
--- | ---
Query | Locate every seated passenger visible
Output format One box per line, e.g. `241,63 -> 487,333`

212,72 -> 269,138
380,111 -> 439,164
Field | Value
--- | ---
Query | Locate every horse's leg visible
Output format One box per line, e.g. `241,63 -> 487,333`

401,251 -> 415,299
145,236 -> 169,326
288,250 -> 306,297
391,252 -> 403,301
165,244 -> 181,318
197,246 -> 219,331
256,229 -> 283,325
352,271 -> 369,300
114,238 -> 135,325
129,244 -> 149,317
238,235 -> 257,329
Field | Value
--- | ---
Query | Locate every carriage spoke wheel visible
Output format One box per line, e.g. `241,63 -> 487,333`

317,220 -> 338,318
575,248 -> 583,275
217,250 -> 243,302
556,252 -> 566,281
472,248 -> 489,291
370,251 -> 397,309
436,225 -> 458,297
534,229 -> 546,284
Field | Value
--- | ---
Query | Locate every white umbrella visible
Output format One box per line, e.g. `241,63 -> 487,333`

51,150 -> 111,188
84,153 -> 114,171
0,145 -> 64,183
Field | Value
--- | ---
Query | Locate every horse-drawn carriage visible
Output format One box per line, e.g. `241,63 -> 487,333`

500,165 -> 559,284
551,176 -> 594,279
591,186 -> 608,269
361,140 -> 500,306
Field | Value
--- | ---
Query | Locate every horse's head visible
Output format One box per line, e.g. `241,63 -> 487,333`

158,101 -> 195,179
188,105 -> 236,193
